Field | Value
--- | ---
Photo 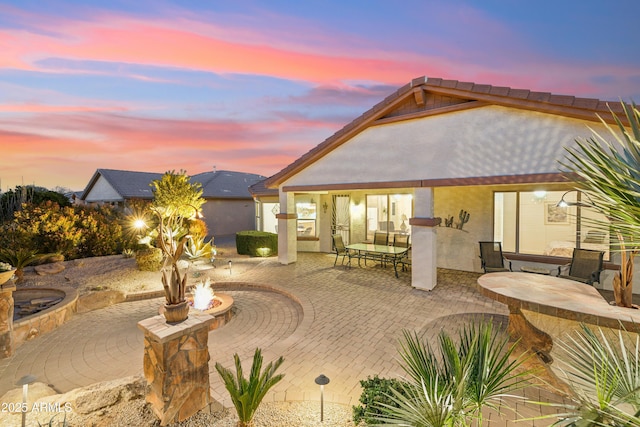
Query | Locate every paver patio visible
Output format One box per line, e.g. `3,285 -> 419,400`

0,249 -> 569,425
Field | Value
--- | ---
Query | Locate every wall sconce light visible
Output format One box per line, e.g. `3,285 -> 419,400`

315,374 -> 330,422
556,190 -> 595,208
322,201 -> 328,213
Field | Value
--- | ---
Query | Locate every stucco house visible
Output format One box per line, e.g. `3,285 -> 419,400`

256,76 -> 631,293
81,168 -> 265,237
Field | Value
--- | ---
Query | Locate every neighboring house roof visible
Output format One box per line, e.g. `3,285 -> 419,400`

193,170 -> 267,199
264,76 -> 628,189
248,179 -> 278,198
81,169 -> 161,201
81,168 -> 265,201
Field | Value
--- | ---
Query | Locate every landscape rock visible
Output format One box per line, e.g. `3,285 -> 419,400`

34,263 -> 65,276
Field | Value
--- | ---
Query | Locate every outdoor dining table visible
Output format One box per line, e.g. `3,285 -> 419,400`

345,243 -> 409,278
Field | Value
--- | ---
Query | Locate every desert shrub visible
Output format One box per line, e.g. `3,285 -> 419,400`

136,247 -> 163,271
74,205 -> 130,258
188,218 -> 208,239
0,185 -> 70,223
11,202 -> 82,258
0,202 -> 134,260
353,375 -> 409,425
236,231 -> 278,257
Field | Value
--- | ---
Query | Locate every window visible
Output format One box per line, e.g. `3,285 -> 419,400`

366,194 -> 412,241
494,190 -> 609,259
296,201 -> 317,237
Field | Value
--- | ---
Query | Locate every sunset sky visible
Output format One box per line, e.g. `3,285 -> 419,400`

1,0 -> 639,192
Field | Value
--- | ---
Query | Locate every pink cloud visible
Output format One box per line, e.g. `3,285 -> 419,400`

0,104 -> 127,113
0,111 -> 331,190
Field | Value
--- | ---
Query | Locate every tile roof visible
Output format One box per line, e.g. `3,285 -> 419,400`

248,179 -> 278,197
81,169 -> 265,201
263,76 -> 629,189
193,170 -> 266,199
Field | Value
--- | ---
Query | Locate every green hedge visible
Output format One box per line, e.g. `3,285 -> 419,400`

236,231 -> 278,257
352,375 -> 409,425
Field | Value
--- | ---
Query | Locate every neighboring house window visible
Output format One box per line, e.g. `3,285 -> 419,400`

296,201 -> 317,237
493,190 -> 609,259
366,194 -> 413,241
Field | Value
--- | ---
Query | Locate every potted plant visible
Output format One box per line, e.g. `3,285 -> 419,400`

155,206 -> 194,323
0,261 -> 15,285
149,170 -> 205,323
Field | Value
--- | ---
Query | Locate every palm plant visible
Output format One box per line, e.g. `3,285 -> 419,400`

215,348 -> 285,427
0,248 -> 49,283
533,324 -> 640,426
374,321 -> 532,427
562,101 -> 640,307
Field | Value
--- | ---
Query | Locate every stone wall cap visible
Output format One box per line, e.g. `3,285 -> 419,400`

138,312 -> 216,342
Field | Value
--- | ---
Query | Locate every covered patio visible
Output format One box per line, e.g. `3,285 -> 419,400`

256,76 -> 627,293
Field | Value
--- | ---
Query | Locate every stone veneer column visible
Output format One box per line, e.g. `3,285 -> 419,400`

0,282 -> 16,359
138,312 -> 216,426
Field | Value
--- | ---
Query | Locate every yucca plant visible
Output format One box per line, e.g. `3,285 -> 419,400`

374,321 -> 533,427
215,348 -> 285,427
562,101 -> 640,307
532,324 -> 640,426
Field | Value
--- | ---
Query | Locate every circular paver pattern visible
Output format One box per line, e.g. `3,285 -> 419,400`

0,288 -> 302,397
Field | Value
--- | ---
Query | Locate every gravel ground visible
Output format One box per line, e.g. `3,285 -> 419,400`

16,236 -> 254,297
63,399 -> 360,427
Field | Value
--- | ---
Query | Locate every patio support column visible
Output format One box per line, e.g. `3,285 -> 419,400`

410,187 -> 438,290
277,190 -> 298,265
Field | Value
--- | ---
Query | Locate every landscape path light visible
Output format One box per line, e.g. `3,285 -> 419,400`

16,374 -> 36,427
314,373 -> 330,422
228,260 -> 232,275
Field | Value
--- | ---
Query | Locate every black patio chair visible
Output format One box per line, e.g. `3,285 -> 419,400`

365,232 -> 389,266
557,248 -> 604,285
392,233 -> 410,248
332,234 -> 356,267
392,234 -> 411,271
479,241 -> 512,273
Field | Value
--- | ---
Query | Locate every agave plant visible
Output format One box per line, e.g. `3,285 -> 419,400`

215,348 -> 285,427
533,324 -> 640,426
562,101 -> 640,307
184,235 -> 214,260
374,321 -> 533,427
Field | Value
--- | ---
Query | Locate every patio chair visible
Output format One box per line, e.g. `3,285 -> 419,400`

373,232 -> 389,245
479,241 -> 512,273
332,234 -> 356,267
392,233 -> 410,248
391,234 -> 411,271
365,232 -> 389,266
557,248 -> 604,285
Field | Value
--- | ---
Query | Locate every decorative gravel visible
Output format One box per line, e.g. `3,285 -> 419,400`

65,399 -> 362,426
